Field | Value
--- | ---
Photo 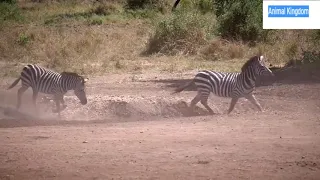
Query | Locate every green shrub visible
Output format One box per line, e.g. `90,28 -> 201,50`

0,0 -> 16,4
213,0 -> 268,42
197,0 -> 214,14
145,9 -> 215,55
0,1 -> 23,23
125,0 -> 170,13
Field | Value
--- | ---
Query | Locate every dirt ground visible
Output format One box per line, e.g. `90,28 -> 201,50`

0,72 -> 320,180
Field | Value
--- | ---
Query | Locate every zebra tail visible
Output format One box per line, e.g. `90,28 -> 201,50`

7,77 -> 21,90
171,79 -> 194,95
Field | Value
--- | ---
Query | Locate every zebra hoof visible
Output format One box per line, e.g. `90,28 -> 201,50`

61,105 -> 67,111
208,112 -> 215,115
52,109 -> 59,113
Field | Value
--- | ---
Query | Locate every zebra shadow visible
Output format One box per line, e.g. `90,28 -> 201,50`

163,100 -> 221,117
0,106 -> 107,128
144,66 -> 320,90
142,76 -> 276,92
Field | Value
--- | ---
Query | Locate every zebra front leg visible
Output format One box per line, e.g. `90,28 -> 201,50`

60,96 -> 67,111
245,94 -> 263,112
227,97 -> 239,114
17,86 -> 28,109
32,89 -> 39,116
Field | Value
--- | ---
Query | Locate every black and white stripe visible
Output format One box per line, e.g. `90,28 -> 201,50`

173,55 -> 274,114
7,64 -> 88,116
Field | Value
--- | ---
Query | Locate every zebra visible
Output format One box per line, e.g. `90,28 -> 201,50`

172,55 -> 274,114
7,64 -> 88,117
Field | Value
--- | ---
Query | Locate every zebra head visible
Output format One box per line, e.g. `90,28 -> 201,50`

242,55 -> 274,78
61,72 -> 88,105
74,76 -> 88,105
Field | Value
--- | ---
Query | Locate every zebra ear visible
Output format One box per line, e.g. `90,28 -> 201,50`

259,56 -> 264,61
83,78 -> 89,83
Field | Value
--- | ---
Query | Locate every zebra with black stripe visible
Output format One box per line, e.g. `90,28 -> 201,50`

7,64 -> 88,116
172,55 -> 274,114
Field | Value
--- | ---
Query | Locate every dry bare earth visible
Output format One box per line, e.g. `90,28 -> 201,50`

0,72 -> 320,180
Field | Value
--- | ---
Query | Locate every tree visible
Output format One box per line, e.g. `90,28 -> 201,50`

172,0 -> 181,11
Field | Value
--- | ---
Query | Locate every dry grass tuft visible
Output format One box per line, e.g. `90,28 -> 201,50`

200,39 -> 248,61
90,3 -> 119,16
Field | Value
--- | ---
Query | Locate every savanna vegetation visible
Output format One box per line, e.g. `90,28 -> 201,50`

0,0 -> 319,77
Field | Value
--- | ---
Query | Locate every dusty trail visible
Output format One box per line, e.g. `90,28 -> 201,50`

0,73 -> 319,180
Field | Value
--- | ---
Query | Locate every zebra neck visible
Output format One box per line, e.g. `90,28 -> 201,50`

60,77 -> 76,91
239,68 -> 256,88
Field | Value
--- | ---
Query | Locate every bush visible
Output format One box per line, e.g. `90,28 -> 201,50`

0,0 -> 16,4
90,4 -> 118,16
213,0 -> 268,42
0,1 -> 23,23
197,0 -> 214,14
125,0 -> 170,13
174,0 -> 214,13
145,9 -> 215,55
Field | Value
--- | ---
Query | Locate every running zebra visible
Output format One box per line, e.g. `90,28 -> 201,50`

7,64 -> 88,116
172,55 -> 274,114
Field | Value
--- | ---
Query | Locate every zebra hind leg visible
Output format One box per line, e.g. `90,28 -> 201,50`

227,97 -> 239,114
189,93 -> 201,114
16,86 -> 28,109
200,96 -> 214,115
53,99 -> 62,118
60,96 -> 67,111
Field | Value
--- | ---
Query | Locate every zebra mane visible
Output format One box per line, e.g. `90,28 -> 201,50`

61,72 -> 83,79
60,71 -> 89,84
241,55 -> 261,72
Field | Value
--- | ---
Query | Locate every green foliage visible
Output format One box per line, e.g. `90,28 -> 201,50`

0,1 -> 23,23
145,9 -> 216,55
88,16 -> 103,25
125,0 -> 170,13
17,33 -> 33,46
179,0 -> 214,14
0,0 -> 16,4
213,0 -> 268,42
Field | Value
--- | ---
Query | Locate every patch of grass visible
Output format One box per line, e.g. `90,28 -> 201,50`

88,16 -> 104,25
124,8 -> 158,19
90,4 -> 119,16
42,3 -> 122,25
44,11 -> 93,25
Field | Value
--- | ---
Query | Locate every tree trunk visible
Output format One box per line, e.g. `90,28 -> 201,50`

172,0 -> 181,11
